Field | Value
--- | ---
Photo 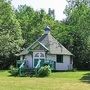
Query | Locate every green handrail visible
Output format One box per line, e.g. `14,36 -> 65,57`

35,59 -> 41,69
19,61 -> 25,76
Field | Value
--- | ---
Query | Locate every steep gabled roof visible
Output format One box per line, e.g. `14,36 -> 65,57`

17,33 -> 73,56
16,40 -> 48,56
38,33 -> 73,55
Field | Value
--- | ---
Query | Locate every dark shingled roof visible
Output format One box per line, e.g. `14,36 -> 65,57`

17,33 -> 73,56
39,33 -> 73,55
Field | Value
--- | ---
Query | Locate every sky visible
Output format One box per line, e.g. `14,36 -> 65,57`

11,0 -> 68,20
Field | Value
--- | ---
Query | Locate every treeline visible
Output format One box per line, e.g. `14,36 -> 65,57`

0,0 -> 90,70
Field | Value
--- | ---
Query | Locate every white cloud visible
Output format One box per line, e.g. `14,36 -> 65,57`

12,0 -> 68,20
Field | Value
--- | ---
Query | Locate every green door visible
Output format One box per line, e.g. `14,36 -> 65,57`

40,59 -> 44,67
34,59 -> 39,67
34,59 -> 44,68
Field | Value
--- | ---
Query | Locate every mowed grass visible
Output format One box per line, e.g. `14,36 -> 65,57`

0,71 -> 90,90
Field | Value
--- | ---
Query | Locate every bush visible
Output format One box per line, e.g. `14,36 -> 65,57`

9,65 -> 19,76
72,68 -> 77,72
37,65 -> 51,77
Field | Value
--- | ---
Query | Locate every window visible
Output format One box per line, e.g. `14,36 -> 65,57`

57,55 -> 63,63
40,53 -> 44,57
34,52 -> 45,58
35,53 -> 39,57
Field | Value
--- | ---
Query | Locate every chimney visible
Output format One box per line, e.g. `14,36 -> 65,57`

44,26 -> 51,34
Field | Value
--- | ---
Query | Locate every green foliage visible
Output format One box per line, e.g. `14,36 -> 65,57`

37,65 -> 51,77
9,65 -> 19,76
0,0 -> 24,56
0,0 -> 24,69
64,0 -> 90,69
15,5 -> 56,47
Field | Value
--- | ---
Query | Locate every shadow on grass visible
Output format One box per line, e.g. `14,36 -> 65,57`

80,73 -> 90,83
0,70 -> 7,72
8,74 -> 18,77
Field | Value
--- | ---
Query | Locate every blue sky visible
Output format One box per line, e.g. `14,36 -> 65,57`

12,0 -> 67,20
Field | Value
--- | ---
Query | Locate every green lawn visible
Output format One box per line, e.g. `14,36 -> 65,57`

0,71 -> 90,90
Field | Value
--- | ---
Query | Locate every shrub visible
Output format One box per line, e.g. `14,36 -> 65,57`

9,65 -> 19,76
37,65 -> 51,77
72,68 -> 77,72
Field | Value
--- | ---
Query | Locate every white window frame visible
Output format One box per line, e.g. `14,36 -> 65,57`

33,52 -> 45,67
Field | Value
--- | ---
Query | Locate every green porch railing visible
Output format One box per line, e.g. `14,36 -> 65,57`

16,60 -> 25,76
16,60 -> 24,68
44,60 -> 56,70
16,59 -> 56,70
16,59 -> 56,76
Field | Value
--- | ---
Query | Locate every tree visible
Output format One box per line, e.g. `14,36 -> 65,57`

0,0 -> 24,55
15,5 -> 57,48
65,0 -> 90,16
64,0 -> 90,69
0,0 -> 24,69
